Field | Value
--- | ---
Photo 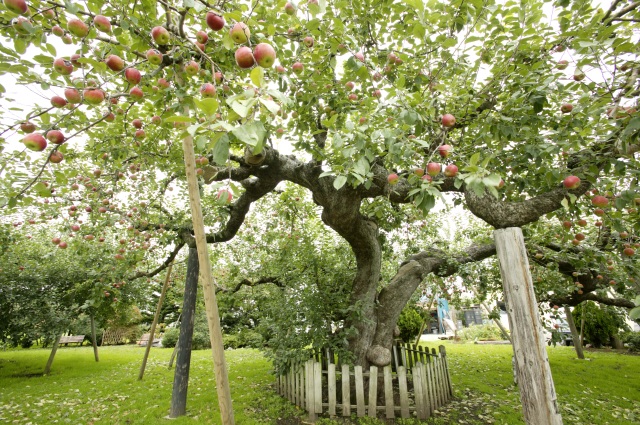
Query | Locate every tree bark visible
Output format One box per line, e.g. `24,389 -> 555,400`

170,247 -> 198,418
563,306 -> 584,359
44,331 -> 64,375
494,228 -> 563,425
139,261 -> 173,380
90,314 -> 99,362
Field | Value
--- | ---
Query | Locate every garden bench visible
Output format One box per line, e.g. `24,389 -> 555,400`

58,335 -> 85,346
137,333 -> 161,347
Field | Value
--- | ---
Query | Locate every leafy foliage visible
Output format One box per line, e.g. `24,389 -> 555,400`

572,301 -> 630,348
397,306 -> 424,343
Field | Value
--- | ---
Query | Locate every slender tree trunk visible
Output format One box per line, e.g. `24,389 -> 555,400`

580,303 -> 586,347
563,306 -> 584,359
90,314 -> 99,362
139,262 -> 174,380
494,228 -> 563,425
170,247 -> 199,417
44,331 -> 64,375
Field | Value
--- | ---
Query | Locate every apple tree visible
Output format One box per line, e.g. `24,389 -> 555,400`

0,2 -> 639,420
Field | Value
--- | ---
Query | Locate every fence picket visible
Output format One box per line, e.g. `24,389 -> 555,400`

355,366 -> 365,417
383,365 -> 394,419
368,366 -> 378,417
314,361 -> 322,414
413,362 -> 425,419
397,365 -> 410,418
306,360 -> 316,421
341,363 -> 351,416
440,345 -> 453,399
328,363 -> 336,417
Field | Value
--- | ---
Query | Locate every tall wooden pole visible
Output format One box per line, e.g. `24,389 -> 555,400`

494,228 -> 563,425
563,306 -> 584,359
90,314 -> 100,362
139,262 -> 174,380
182,134 -> 235,424
44,331 -> 64,375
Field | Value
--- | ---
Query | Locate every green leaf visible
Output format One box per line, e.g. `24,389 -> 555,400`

258,97 -> 280,115
469,153 -> 480,166
482,173 -> 502,187
183,0 -> 195,7
630,306 -> 640,321
231,121 -> 267,153
211,134 -> 230,165
250,67 -> 265,87
334,175 -> 347,190
193,98 -> 219,117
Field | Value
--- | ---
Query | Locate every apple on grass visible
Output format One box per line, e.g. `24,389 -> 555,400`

53,58 -> 73,75
229,22 -> 250,44
253,43 -> 276,68
151,26 -> 170,45
235,46 -> 255,68
4,0 -> 28,15
206,12 -> 225,31
22,133 -> 47,151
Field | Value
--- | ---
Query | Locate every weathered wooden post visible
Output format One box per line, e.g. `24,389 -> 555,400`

139,262 -> 174,380
90,314 -> 99,362
563,306 -> 584,359
43,331 -> 64,375
182,132 -> 235,424
494,227 -> 563,425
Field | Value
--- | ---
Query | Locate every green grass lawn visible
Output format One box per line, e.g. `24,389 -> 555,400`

0,342 -> 638,424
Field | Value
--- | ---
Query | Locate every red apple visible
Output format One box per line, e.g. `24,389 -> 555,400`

129,86 -> 144,101
58,241 -> 68,249
145,49 -> 163,66
561,103 -> 573,113
51,96 -> 67,108
387,173 -> 399,185
216,188 -> 233,205
253,43 -> 276,68
438,144 -> 452,158
372,89 -> 382,98
67,18 -> 89,37
157,78 -> 170,89
83,88 -> 105,105
135,129 -> 145,139
444,164 -> 458,177
426,162 -> 441,176
125,68 -> 141,85
206,12 -> 225,31
4,0 -> 28,15
49,151 -> 63,163
575,233 -> 585,241
229,22 -> 250,44
577,219 -> 587,226
151,115 -> 162,125
93,15 -> 111,33
345,81 -> 355,90
563,175 -> 580,189
20,121 -> 36,133
53,57 -> 73,75
573,73 -> 585,82
442,114 -> 456,128
62,34 -> 72,44
52,25 -> 64,37
623,247 -> 635,256
354,52 -> 364,62
132,119 -> 143,129
620,231 -> 629,238
348,93 -> 358,102
46,130 -> 65,144
276,65 -> 285,73
151,26 -> 170,45
52,237 -> 61,245
235,46 -> 255,68
594,208 -> 605,216
303,36 -> 314,47
105,54 -> 124,72
195,30 -> 208,44
64,88 -> 82,103
200,83 -> 217,97
284,2 -> 296,14
104,112 -> 115,122
592,195 -> 609,208
184,60 -> 200,75
562,220 -> 572,229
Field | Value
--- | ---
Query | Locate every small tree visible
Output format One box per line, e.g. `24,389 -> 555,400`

572,301 -> 630,348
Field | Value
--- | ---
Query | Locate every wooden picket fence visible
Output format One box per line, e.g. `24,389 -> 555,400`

276,343 -> 453,421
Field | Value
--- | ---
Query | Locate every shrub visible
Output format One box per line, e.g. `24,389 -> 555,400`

223,334 -> 240,349
397,307 -> 424,343
237,329 -> 264,348
191,331 -> 212,350
161,328 -> 179,348
621,331 -> 640,352
572,302 -> 629,348
458,324 -> 508,341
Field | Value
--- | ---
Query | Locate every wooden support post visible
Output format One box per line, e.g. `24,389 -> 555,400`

170,248 -> 199,417
90,314 -> 99,362
563,306 -> 584,359
139,262 -> 174,380
44,331 -> 64,375
494,228 -> 563,425
182,134 -> 235,424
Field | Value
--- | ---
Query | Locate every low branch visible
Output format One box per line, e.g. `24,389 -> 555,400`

128,242 -> 185,280
216,276 -> 283,294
